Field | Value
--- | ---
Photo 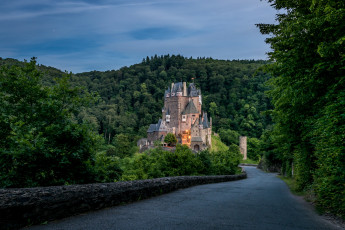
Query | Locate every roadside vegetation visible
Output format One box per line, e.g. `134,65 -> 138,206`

0,59 -> 242,188
257,0 -> 345,218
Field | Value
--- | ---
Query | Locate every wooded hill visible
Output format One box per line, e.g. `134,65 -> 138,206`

0,56 -> 267,189
0,56 -> 273,148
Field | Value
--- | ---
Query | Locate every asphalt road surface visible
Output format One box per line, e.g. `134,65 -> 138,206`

27,166 -> 341,230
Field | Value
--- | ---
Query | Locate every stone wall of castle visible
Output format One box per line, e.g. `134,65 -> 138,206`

145,82 -> 212,151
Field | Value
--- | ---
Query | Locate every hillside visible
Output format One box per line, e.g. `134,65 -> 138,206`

73,55 -> 272,143
0,56 -> 270,189
0,55 -> 272,146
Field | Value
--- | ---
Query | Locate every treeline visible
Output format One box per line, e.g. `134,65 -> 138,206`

1,55 -> 273,159
257,0 -> 344,217
71,56 -> 272,148
0,57 -> 260,188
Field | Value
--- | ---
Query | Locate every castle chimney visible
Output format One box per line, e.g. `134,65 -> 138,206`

183,82 -> 187,96
171,83 -> 174,93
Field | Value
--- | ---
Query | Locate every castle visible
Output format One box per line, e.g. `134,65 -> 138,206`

142,82 -> 212,151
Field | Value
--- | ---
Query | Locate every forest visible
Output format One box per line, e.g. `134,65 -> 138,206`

0,56 -> 272,158
0,56 -> 269,189
257,0 -> 344,218
0,0 -> 343,219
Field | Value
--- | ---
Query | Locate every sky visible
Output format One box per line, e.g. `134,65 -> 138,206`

0,0 -> 278,73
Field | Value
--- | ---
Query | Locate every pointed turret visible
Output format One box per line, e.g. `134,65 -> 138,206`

203,112 -> 210,128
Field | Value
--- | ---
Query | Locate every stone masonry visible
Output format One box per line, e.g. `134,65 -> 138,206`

144,82 -> 212,151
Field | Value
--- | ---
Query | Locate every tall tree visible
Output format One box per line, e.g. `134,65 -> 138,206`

257,0 -> 345,216
0,58 -> 100,188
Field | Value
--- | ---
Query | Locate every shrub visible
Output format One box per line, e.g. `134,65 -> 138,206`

94,152 -> 122,182
210,144 -> 242,175
164,133 -> 177,146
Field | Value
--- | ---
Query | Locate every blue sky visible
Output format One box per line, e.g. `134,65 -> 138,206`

0,0 -> 277,73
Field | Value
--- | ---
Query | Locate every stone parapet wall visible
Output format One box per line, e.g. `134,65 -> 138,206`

0,173 -> 246,230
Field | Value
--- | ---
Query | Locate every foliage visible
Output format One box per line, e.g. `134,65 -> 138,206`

0,56 -> 272,165
0,58 -> 100,188
209,145 -> 242,175
164,133 -> 177,146
0,57 -> 252,189
257,0 -> 345,217
240,158 -> 259,165
218,128 -> 240,146
94,152 -> 123,182
119,144 -> 241,181
112,134 -> 137,158
247,137 -> 262,162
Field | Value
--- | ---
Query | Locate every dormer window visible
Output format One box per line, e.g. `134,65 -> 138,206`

166,115 -> 170,123
182,115 -> 186,122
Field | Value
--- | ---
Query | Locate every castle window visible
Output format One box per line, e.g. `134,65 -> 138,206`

182,115 -> 186,122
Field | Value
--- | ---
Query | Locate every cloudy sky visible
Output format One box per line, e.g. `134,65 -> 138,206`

0,0 -> 277,73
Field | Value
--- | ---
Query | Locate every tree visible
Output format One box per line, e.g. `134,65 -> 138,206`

164,133 -> 177,146
257,0 -> 345,217
112,134 -> 135,158
209,102 -> 218,119
0,58 -> 100,188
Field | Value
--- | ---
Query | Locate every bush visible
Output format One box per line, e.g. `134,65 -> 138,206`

219,129 -> 239,146
0,59 -> 100,188
210,144 -> 242,175
119,144 -> 242,181
94,152 -> 123,182
164,133 -> 177,146
247,137 -> 262,161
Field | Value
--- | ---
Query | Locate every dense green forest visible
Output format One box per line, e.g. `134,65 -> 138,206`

70,56 -> 271,143
0,56 -> 272,160
257,0 -> 344,218
0,56 -> 269,188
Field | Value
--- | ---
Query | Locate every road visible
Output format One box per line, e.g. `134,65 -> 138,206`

27,166 -> 341,230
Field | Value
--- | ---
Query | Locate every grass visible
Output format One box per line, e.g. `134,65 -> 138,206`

278,176 -> 307,196
279,176 -> 326,216
210,135 -> 229,152
240,158 -> 259,164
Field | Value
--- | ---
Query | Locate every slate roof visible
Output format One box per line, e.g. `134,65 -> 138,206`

171,82 -> 183,94
147,124 -> 157,133
203,112 -> 210,128
147,119 -> 168,133
137,138 -> 147,146
181,100 -> 199,115
164,87 -> 171,96
188,83 -> 201,97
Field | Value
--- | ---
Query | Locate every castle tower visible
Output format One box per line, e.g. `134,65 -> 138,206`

239,136 -> 247,160
145,81 -> 212,151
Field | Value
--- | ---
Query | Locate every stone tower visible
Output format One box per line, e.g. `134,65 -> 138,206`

239,136 -> 247,160
145,82 -> 212,151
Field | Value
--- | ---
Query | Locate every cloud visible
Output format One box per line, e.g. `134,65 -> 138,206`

0,0 -> 278,73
